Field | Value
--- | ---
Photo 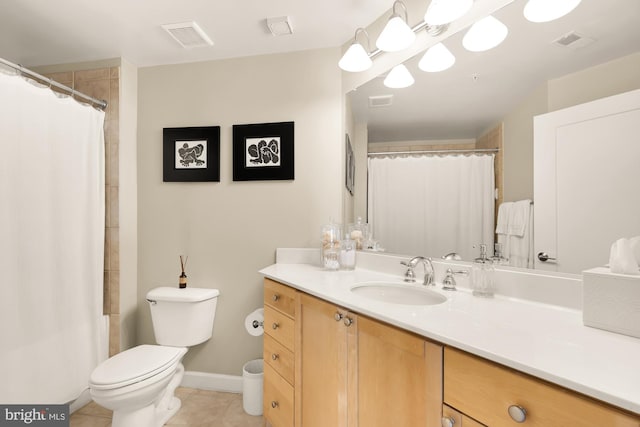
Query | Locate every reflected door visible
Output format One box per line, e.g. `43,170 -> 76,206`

534,89 -> 640,273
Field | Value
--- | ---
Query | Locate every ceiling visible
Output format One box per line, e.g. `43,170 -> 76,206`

0,0 -> 392,67
1,0 -> 638,143
350,0 -> 640,142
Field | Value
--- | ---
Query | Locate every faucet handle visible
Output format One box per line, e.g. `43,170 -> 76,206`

442,268 -> 469,291
400,260 -> 416,283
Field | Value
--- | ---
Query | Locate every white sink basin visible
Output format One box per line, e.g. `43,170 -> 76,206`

350,282 -> 447,306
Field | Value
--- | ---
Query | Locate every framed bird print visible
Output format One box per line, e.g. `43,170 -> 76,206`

232,121 -> 294,181
163,126 -> 220,182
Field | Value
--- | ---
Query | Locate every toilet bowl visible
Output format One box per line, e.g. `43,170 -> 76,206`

89,287 -> 219,427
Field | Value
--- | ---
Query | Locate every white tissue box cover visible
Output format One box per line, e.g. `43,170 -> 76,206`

582,267 -> 640,338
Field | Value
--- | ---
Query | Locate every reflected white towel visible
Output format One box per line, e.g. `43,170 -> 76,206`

495,202 -> 513,235
496,200 -> 534,269
506,200 -> 531,237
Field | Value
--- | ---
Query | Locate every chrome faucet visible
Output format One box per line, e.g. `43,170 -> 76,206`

400,256 -> 435,286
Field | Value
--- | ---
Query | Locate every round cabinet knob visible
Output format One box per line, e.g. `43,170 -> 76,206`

334,312 -> 343,322
344,317 -> 353,327
508,405 -> 527,423
441,417 -> 455,427
271,353 -> 279,361
272,322 -> 279,330
271,401 -> 279,409
272,294 -> 280,302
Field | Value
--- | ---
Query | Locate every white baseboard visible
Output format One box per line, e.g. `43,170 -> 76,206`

69,389 -> 93,413
181,371 -> 243,394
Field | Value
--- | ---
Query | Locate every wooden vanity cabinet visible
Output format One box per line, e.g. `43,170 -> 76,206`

263,279 -> 444,427
297,291 -> 443,427
356,314 -> 443,427
443,347 -> 640,427
263,279 -> 297,427
442,404 -> 487,427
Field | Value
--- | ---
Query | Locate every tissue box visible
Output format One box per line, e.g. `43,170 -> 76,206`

582,267 -> 640,338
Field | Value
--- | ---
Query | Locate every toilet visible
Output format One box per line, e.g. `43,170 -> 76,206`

89,286 -> 219,427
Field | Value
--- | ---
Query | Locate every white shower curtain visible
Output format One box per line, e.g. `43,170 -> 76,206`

368,154 -> 495,260
0,71 -> 106,403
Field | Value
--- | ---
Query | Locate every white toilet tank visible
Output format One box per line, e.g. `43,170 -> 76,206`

146,287 -> 220,347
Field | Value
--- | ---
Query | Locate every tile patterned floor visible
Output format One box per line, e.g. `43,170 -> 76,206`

70,388 -> 263,427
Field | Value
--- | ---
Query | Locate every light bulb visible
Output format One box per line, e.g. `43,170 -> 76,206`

463,15 -> 508,52
338,42 -> 372,72
384,64 -> 415,89
376,15 -> 416,52
418,43 -> 455,72
424,0 -> 473,25
524,0 -> 582,23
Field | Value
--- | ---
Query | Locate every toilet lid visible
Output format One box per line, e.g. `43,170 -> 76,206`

90,345 -> 187,389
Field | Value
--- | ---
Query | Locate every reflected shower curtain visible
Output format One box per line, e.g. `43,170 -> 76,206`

0,72 -> 106,403
368,154 -> 494,260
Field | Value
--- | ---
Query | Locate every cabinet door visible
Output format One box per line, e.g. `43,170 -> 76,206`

297,293 -> 349,427
357,315 -> 443,427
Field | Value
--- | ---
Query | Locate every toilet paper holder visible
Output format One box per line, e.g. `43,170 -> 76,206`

252,320 -> 263,329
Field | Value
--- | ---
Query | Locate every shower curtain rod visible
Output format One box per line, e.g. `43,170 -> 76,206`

368,148 -> 499,157
0,57 -> 108,110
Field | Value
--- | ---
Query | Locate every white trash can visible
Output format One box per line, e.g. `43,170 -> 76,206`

242,359 -> 264,416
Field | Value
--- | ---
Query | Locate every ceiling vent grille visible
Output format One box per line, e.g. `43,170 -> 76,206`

369,95 -> 394,108
552,31 -> 595,50
267,16 -> 294,36
161,21 -> 214,48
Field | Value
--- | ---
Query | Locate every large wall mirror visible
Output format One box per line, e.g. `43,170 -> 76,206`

347,0 -> 640,274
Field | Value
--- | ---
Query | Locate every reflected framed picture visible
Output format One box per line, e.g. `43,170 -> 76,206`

232,121 -> 294,181
345,134 -> 355,195
163,126 -> 220,182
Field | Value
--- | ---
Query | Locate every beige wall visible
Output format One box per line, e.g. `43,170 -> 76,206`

548,53 -> 640,112
502,82 -> 547,202
118,58 -> 139,351
502,52 -> 640,202
137,48 -> 343,375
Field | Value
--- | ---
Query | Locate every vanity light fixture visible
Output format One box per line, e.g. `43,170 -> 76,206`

523,0 -> 582,23
424,0 -> 473,25
418,42 -> 455,72
376,1 -> 416,52
383,64 -> 415,88
462,15 -> 508,52
339,28 -> 373,72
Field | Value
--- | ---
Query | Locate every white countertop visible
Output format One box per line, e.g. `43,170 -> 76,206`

259,259 -> 640,415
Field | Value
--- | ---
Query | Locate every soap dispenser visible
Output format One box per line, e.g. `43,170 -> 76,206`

471,244 -> 495,297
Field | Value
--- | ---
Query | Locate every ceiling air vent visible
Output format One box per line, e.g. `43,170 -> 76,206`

266,16 -> 294,36
161,21 -> 214,48
552,31 -> 595,50
369,95 -> 394,108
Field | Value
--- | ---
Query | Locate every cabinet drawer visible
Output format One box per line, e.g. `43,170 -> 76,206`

264,279 -> 296,318
264,363 -> 294,427
264,305 -> 295,350
264,334 -> 294,385
442,404 -> 486,427
444,347 -> 639,427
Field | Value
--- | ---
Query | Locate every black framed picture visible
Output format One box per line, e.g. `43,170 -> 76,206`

163,126 -> 220,182
232,121 -> 294,181
345,134 -> 355,195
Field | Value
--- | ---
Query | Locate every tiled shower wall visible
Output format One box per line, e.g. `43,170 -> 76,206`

43,67 -> 121,356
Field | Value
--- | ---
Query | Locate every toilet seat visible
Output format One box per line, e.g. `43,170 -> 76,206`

90,345 -> 187,390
